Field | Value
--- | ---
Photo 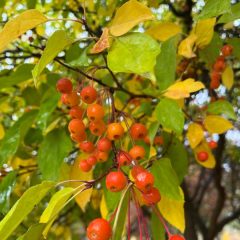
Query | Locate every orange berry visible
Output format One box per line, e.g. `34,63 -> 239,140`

131,165 -> 146,179
142,187 -> 161,205
221,44 -> 233,57
69,106 -> 84,119
87,218 -> 112,240
130,123 -> 147,140
169,235 -> 185,240
96,151 -> 108,162
80,86 -> 97,104
154,136 -> 164,145
106,171 -> 127,192
79,141 -> 95,153
197,151 -> 209,162
97,138 -> 112,152
210,70 -> 221,82
79,160 -> 92,172
117,151 -> 132,166
135,171 -> 154,193
208,140 -> 218,149
87,155 -> 97,166
89,120 -> 106,136
87,104 -> 105,121
68,119 -> 85,135
213,59 -> 226,72
144,136 -> 150,145
61,94 -> 69,105
56,78 -> 72,94
210,78 -> 220,89
64,91 -> 80,107
129,145 -> 145,161
107,123 -> 124,140
70,132 -> 86,143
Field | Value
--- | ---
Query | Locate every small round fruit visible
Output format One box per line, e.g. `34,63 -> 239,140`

97,138 -> 112,152
129,145 -> 145,161
79,141 -> 95,153
213,59 -> 226,72
117,151 -> 132,166
68,119 -> 85,134
87,218 -> 112,240
56,78 -> 72,94
70,132 -> 86,143
131,165 -> 146,179
144,136 -> 150,145
197,151 -> 209,162
79,160 -> 92,172
169,235 -> 185,240
80,86 -> 97,104
96,151 -> 109,162
89,120 -> 106,136
154,136 -> 164,145
107,123 -> 125,140
61,94 -> 68,105
69,106 -> 84,119
64,91 -> 80,107
135,171 -> 154,193
208,140 -> 218,149
87,104 -> 105,121
210,78 -> 220,89
130,123 -> 147,140
221,44 -> 233,57
210,71 -> 221,82
142,187 -> 161,205
106,171 -> 127,192
87,155 -> 97,166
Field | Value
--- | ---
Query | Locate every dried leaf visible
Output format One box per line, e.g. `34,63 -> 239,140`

90,28 -> 110,54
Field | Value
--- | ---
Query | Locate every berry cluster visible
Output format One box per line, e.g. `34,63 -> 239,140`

210,44 -> 233,89
197,140 -> 218,162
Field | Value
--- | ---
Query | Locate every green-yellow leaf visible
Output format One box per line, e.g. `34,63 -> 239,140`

0,123 -> 5,140
100,195 -> 108,219
187,123 -> 204,149
222,65 -> 234,90
109,0 -> 154,36
32,30 -> 73,86
204,115 -> 233,134
146,22 -> 181,41
178,33 -> 197,58
0,10 -> 47,53
0,181 -> 54,240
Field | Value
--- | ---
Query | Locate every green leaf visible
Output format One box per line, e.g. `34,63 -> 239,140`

0,64 -> 34,89
27,0 -> 37,9
163,133 -> 188,183
32,30 -> 73,86
154,98 -> 184,135
38,128 -> 72,180
227,38 -> 240,59
197,0 -> 231,20
207,100 -> 237,120
218,3 -> 240,23
17,224 -> 45,240
0,181 -> 54,240
0,171 -> 16,214
151,212 -> 166,240
150,158 -> 182,200
133,102 -> 152,117
108,33 -> 160,75
112,186 -> 130,240
148,122 -> 160,144
0,110 -> 38,165
155,36 -> 177,91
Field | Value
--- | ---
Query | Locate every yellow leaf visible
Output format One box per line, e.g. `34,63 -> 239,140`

0,10 -> 48,53
178,33 -> 197,58
193,18 -> 216,49
222,65 -> 234,90
193,140 -> 216,168
204,115 -> 233,134
158,188 -> 185,233
90,28 -> 110,54
146,22 -> 181,41
70,154 -> 93,211
109,0 -> 154,36
187,123 -> 204,148
0,124 -> 5,140
164,78 -> 205,99
100,195 -> 108,219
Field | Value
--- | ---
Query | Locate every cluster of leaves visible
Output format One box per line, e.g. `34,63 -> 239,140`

0,0 -> 239,239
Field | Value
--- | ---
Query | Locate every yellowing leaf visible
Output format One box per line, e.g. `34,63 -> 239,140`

204,115 -> 233,134
164,78 -> 205,99
70,154 -> 93,211
178,33 -> 197,58
187,123 -> 204,148
100,195 -> 108,219
194,18 -> 216,49
194,140 -> 216,168
0,10 -> 47,53
146,22 -> 181,41
0,124 -> 5,140
109,0 -> 154,36
222,65 -> 234,90
90,28 -> 110,54
158,188 -> 185,233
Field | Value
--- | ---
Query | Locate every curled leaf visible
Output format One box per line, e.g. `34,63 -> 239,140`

178,33 -> 197,58
90,28 -> 110,54
187,123 -> 204,149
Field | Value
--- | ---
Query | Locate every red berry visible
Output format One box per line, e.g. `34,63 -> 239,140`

80,86 -> 97,104
129,145 -> 145,161
56,78 -> 72,94
210,78 -> 220,89
107,123 -> 125,140
208,140 -> 218,149
87,155 -> 97,166
89,120 -> 106,136
87,104 -> 105,121
87,218 -> 112,240
70,132 -> 86,143
79,160 -> 92,172
97,138 -> 112,152
68,119 -> 85,135
69,106 -> 84,119
213,59 -> 226,72
63,91 -> 80,107
135,171 -> 154,193
221,44 -> 233,57
117,151 -> 132,166
130,123 -> 147,140
169,235 -> 185,240
142,187 -> 161,205
96,151 -> 109,162
197,151 -> 209,162
79,141 -> 95,153
106,171 -> 127,192
131,165 -> 146,179
210,70 -> 221,82
144,136 -> 150,145
153,136 -> 164,145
